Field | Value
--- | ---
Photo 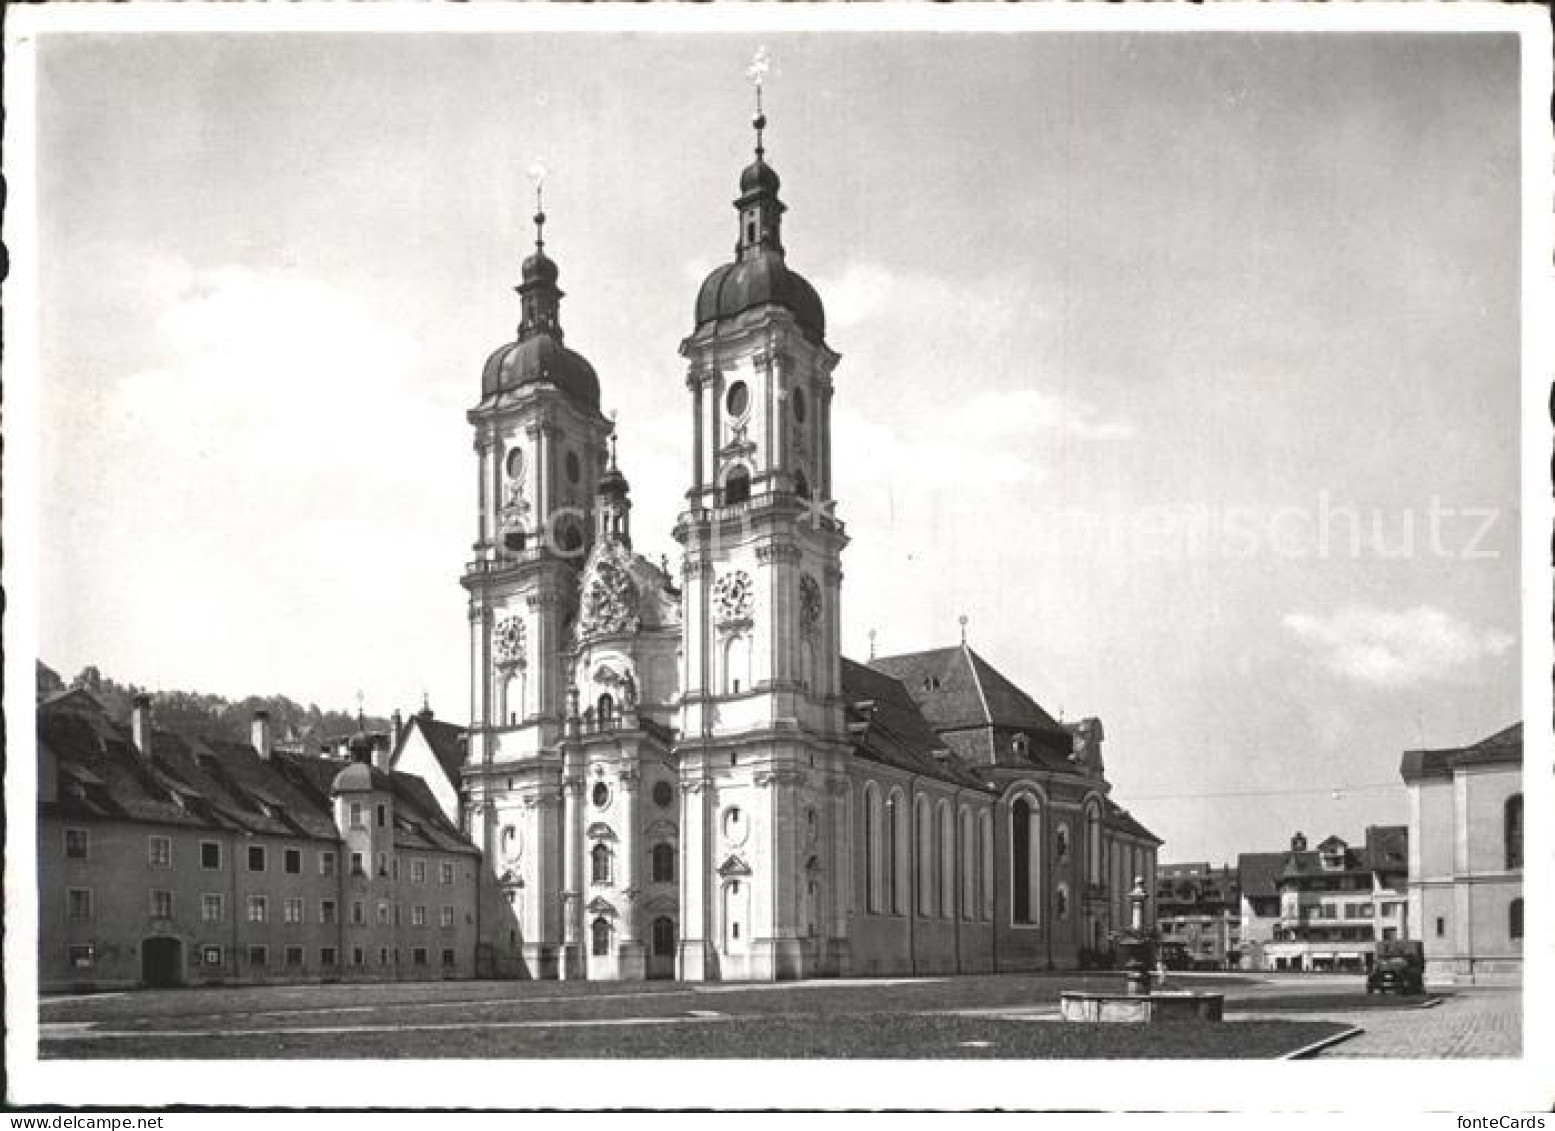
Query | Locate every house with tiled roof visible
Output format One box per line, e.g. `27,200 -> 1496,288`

38,691 -> 483,991
1401,723 -> 1523,984
1154,862 -> 1240,970
389,701 -> 468,829
1233,826 -> 1410,973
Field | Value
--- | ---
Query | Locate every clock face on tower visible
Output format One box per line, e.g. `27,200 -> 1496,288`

494,616 -> 526,665
712,570 -> 754,627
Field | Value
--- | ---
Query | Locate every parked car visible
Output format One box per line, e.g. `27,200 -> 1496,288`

1366,939 -> 1425,995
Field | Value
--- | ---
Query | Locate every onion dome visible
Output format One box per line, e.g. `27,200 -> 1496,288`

599,434 -> 630,497
331,760 -> 391,794
481,203 -> 601,409
694,106 -> 825,340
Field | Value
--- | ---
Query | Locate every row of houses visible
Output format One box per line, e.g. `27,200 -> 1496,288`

1153,722 -> 1524,985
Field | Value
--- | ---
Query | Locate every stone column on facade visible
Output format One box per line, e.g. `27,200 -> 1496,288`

616,765 -> 646,979
678,775 -> 714,980
688,370 -> 705,498
560,772 -> 585,978
819,382 -> 834,502
475,432 -> 491,551
530,422 -> 548,538
827,776 -> 853,975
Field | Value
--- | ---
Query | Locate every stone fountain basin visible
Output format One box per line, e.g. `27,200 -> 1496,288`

1060,989 -> 1225,1023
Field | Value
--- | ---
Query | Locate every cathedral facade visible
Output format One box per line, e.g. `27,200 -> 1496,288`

458,108 -> 1159,982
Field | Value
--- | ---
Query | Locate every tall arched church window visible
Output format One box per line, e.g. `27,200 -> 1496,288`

794,469 -> 811,499
864,784 -> 882,914
887,790 -> 907,915
916,796 -> 934,916
591,916 -> 611,957
1505,795 -> 1523,870
979,811 -> 995,920
1011,795 -> 1041,926
590,843 -> 611,885
651,842 -> 675,884
1086,803 -> 1104,887
959,807 -> 975,920
723,634 -> 751,696
597,693 -> 615,729
652,916 -> 676,957
939,801 -> 955,919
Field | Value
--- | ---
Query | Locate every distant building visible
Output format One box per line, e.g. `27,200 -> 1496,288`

1154,862 -> 1240,969
1401,723 -> 1523,985
390,702 -> 467,830
37,689 -> 482,992
1236,827 -> 1409,973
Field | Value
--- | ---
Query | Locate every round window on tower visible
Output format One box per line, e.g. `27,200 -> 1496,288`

653,781 -> 675,808
792,386 -> 808,423
592,782 -> 610,808
726,381 -> 750,418
505,447 -> 524,480
565,451 -> 581,484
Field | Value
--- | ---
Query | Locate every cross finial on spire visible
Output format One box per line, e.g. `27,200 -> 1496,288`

959,614 -> 969,646
527,162 -> 549,250
868,628 -> 878,661
608,430 -> 619,471
747,46 -> 771,158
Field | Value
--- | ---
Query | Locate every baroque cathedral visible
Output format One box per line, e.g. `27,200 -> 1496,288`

455,100 -> 1159,982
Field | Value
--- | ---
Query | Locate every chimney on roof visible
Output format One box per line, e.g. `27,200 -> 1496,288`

251,710 -> 274,760
390,709 -> 404,752
130,693 -> 153,757
1291,831 -> 1308,853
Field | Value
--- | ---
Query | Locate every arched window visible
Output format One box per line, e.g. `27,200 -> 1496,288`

723,634 -> 751,696
724,465 -> 751,506
596,693 -> 615,729
979,810 -> 995,920
1086,802 -> 1103,886
651,842 -> 675,884
1011,794 -> 1041,926
590,843 -> 611,885
864,784 -> 881,914
1510,898 -> 1524,941
591,916 -> 612,957
939,801 -> 955,919
1505,795 -> 1523,870
887,789 -> 907,915
916,796 -> 934,915
959,807 -> 975,920
794,469 -> 811,499
1056,883 -> 1070,921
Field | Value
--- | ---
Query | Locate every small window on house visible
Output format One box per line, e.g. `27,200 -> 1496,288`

201,945 -> 222,967
352,947 -> 365,967
377,853 -> 388,877
320,851 -> 336,877
64,828 -> 90,859
284,898 -> 304,924
247,896 -> 267,923
201,841 -> 221,870
1435,916 -> 1446,938
285,945 -> 304,968
440,861 -> 455,884
320,947 -> 338,967
352,901 -> 366,925
441,906 -> 455,928
442,948 -> 456,969
150,890 -> 174,919
68,943 -> 97,969
350,802 -> 365,829
148,835 -> 172,868
413,947 -> 429,967
413,858 -> 427,883
247,846 -> 266,873
284,848 -> 302,874
68,888 -> 93,921
321,900 -> 337,924
202,893 -> 224,922
351,852 -> 365,876
247,945 -> 268,967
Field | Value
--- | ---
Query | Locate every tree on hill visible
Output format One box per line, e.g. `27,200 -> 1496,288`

49,660 -> 388,746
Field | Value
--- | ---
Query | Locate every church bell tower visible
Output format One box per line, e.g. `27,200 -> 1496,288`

461,187 -> 612,977
673,79 -> 853,981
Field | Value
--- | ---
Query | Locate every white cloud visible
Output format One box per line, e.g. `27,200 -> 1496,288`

1282,605 -> 1514,687
959,388 -> 1136,441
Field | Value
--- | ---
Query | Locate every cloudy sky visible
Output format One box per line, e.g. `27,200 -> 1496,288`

22,17 -> 1527,863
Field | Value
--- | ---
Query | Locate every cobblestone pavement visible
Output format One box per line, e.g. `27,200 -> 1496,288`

1309,987 -> 1522,1058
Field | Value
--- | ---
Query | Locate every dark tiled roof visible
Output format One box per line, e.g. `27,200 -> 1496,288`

1400,721 -> 1523,781
1237,852 -> 1290,899
841,657 -> 990,791
1104,801 -> 1162,845
37,695 -> 477,855
870,645 -> 1065,739
394,715 -> 466,785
